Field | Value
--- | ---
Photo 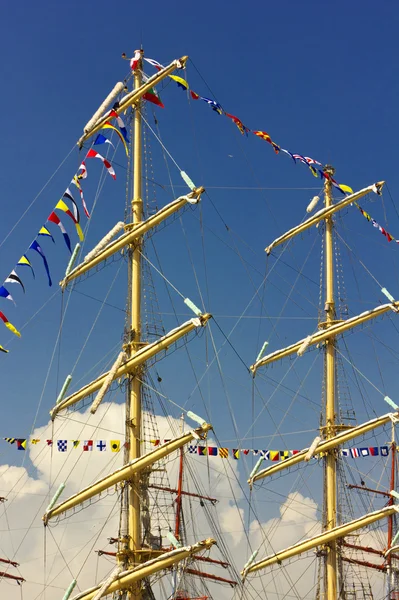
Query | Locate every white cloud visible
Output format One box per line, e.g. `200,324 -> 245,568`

0,404 -> 246,599
0,407 -> 386,600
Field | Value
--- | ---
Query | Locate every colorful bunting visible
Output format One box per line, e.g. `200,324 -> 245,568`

1,58 -> 360,361
141,56 -> 353,192
356,203 -> 398,244
86,149 -> 116,180
29,240 -> 52,287
0,311 -> 21,337
0,437 -> 392,460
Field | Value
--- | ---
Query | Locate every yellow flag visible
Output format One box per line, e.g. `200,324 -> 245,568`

169,75 -> 189,90
75,223 -> 84,242
5,321 -> 21,338
102,123 -> 129,156
110,440 -> 120,452
339,184 -> 353,194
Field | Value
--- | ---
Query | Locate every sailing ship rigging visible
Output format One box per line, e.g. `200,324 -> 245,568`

1,45 -> 399,600
242,172 -> 399,600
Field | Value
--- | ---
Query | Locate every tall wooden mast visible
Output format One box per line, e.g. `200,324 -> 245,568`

323,166 -> 338,600
243,180 -> 395,590
44,52 -> 218,600
129,48 -> 144,599
387,423 -> 396,600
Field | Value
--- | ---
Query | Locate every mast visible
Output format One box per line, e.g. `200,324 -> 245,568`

129,47 -> 144,599
242,178 -> 399,588
387,423 -> 396,600
323,166 -> 338,600
41,52 -> 217,600
175,414 -> 185,540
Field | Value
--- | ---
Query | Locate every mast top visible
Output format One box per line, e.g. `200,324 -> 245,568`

324,164 -> 335,176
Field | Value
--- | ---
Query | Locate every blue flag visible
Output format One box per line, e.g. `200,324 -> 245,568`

29,240 -> 52,286
94,133 -> 114,148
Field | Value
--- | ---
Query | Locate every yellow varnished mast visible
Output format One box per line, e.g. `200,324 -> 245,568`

44,51 -> 217,600
243,179 -> 392,595
322,167 -> 338,600
129,48 -> 144,599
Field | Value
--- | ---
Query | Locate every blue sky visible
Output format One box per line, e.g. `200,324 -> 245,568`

1,0 -> 399,484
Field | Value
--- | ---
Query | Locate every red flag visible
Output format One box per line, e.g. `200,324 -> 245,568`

86,149 -> 116,180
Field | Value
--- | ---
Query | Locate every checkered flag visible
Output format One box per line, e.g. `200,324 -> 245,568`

57,440 -> 67,452
83,440 -> 93,451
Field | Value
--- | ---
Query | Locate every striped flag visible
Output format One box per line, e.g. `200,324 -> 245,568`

86,149 -> 116,180
5,270 -> 25,293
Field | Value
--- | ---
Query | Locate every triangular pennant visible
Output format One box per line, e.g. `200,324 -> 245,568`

29,240 -> 52,286
169,74 -> 189,90
0,286 -> 15,304
94,133 -> 115,149
5,270 -> 25,293
63,188 -> 81,223
71,176 -> 90,219
0,310 -> 21,337
17,255 -> 35,278
86,149 -> 116,180
143,87 -> 164,108
102,123 -> 129,156
48,212 -> 72,253
38,226 -> 55,243
56,200 -> 84,241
